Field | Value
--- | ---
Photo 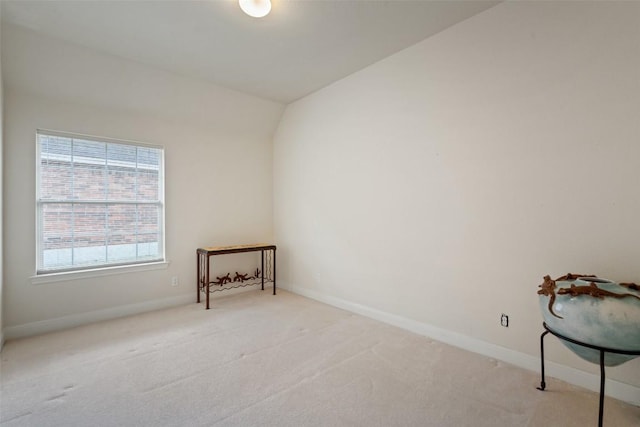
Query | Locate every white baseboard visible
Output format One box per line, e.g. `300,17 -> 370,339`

3,293 -> 194,341
282,283 -> 640,406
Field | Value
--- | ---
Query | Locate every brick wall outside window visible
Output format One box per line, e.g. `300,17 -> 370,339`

37,131 -> 164,273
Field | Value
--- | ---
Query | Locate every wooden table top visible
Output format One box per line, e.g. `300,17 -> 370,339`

198,243 -> 276,255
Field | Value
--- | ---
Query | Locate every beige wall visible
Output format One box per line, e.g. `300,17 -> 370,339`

2,0 -> 639,400
2,24 -> 284,331
274,1 -> 640,389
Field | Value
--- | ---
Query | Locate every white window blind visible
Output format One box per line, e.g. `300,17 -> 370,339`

36,130 -> 165,274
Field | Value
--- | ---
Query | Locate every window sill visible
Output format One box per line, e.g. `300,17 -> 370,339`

30,261 -> 170,285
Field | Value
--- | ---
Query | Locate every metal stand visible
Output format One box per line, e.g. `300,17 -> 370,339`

536,322 -> 640,427
197,244 -> 277,309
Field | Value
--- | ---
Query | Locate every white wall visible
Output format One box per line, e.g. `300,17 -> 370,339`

2,24 -> 283,333
274,0 -> 640,392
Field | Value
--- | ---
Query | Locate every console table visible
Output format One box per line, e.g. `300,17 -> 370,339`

196,244 -> 276,309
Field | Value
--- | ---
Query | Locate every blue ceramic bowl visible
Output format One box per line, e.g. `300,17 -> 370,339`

538,275 -> 640,366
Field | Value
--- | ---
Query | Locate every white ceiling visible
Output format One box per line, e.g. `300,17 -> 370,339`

1,0 -> 500,104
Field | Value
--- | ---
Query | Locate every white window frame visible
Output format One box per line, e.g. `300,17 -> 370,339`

35,129 -> 166,277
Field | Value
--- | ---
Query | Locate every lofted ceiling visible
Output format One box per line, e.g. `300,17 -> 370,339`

1,0 -> 500,104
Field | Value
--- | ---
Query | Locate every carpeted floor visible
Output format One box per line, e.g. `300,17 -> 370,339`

1,290 -> 639,426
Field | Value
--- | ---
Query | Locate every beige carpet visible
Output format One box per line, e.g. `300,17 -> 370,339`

1,290 -> 638,426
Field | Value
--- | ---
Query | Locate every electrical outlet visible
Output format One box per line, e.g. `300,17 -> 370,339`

171,276 -> 179,287
500,314 -> 509,327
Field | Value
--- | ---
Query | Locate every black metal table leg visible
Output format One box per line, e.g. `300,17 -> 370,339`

197,251 -> 201,303
537,330 -> 550,391
598,350 -> 605,427
206,255 -> 211,310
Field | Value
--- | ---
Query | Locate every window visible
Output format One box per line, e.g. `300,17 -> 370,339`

36,130 -> 165,274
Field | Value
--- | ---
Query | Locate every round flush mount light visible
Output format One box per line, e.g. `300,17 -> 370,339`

239,0 -> 272,18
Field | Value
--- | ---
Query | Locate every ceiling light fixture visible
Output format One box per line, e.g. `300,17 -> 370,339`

239,0 -> 272,18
